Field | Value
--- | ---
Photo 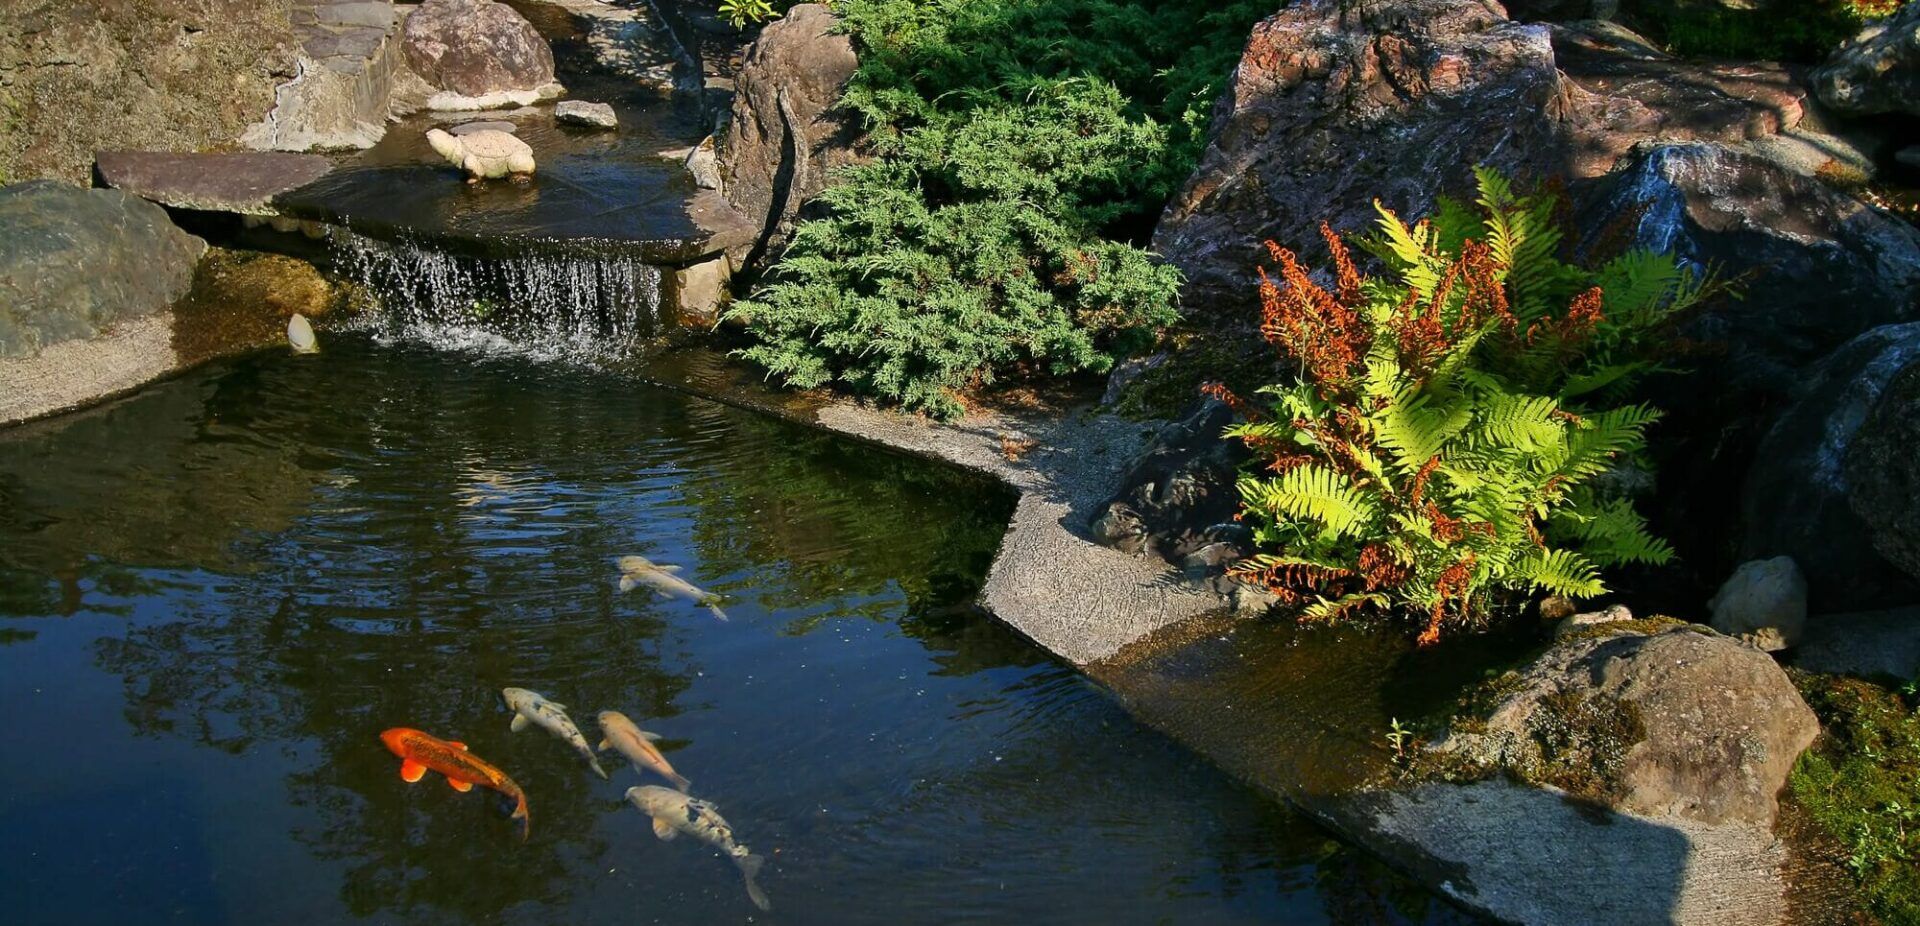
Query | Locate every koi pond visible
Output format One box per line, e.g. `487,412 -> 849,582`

0,339 -> 1467,924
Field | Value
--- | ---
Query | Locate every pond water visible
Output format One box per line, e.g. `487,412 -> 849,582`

0,340 -> 1467,925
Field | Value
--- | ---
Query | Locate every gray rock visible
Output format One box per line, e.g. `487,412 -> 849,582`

1795,606 -> 1920,681
1743,323 -> 1920,608
1814,2 -> 1920,117
1437,623 -> 1817,827
719,4 -> 863,270
1847,362 -> 1920,582
671,254 -> 732,326
1180,541 -> 1243,579
316,1 -> 396,28
1090,503 -> 1148,555
93,151 -> 333,216
1586,143 -> 1920,395
685,136 -> 723,191
1707,557 -> 1807,650
1554,603 -> 1634,638
449,120 -> 518,136
403,0 -> 556,98
0,182 -> 206,360
554,100 -> 618,129
242,3 -> 406,152
1229,582 -> 1282,616
1091,398 -> 1248,563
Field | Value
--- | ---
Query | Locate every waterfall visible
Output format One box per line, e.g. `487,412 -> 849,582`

329,229 -> 667,359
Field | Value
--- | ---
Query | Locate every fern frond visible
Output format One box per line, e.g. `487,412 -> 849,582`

1239,465 -> 1378,538
1511,547 -> 1607,599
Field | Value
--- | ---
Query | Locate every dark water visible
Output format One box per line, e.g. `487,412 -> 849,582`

0,341 -> 1464,925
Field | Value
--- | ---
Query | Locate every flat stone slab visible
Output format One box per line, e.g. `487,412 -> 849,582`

0,313 -> 178,425
96,151 -> 335,216
1796,606 -> 1920,681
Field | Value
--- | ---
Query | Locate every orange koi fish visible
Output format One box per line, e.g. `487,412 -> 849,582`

379,727 -> 531,840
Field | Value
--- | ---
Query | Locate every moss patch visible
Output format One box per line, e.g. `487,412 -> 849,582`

1789,671 -> 1920,926
1554,615 -> 1695,644
1528,688 -> 1646,802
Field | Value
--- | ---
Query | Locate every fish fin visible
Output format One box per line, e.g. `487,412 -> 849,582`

449,741 -> 468,750
618,575 -> 638,593
655,590 -> 672,601
596,737 -> 611,751
737,853 -> 770,911
590,757 -> 609,780
551,702 -> 568,711
400,759 -> 427,783
510,713 -> 530,733
638,731 -> 663,742
656,564 -> 682,573
667,771 -> 692,793
447,777 -> 474,793
651,818 -> 678,841
513,796 -> 530,841
706,603 -> 730,623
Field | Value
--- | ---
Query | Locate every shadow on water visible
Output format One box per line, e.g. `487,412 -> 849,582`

0,339 -> 1471,925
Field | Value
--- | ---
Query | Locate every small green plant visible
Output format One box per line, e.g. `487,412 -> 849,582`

1386,717 -> 1415,762
1212,169 -> 1705,643
718,0 -> 779,29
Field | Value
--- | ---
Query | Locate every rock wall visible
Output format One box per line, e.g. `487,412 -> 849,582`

0,0 -> 299,183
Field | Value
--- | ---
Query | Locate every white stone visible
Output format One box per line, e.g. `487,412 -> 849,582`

555,100 -> 618,129
1708,556 -> 1807,650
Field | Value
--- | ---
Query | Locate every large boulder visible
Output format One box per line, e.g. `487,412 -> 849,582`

0,181 -> 205,359
1584,143 -> 1920,395
1438,622 -> 1818,827
401,0 -> 558,102
0,0 -> 300,183
1156,0 -> 1570,306
718,3 -> 862,270
1154,0 -> 1809,312
1846,359 -> 1920,582
1813,0 -> 1920,117
1742,323 -> 1920,609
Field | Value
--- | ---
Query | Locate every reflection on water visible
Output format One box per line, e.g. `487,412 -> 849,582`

0,340 -> 1469,924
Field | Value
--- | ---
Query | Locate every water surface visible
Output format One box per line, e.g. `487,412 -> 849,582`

0,341 -> 1465,924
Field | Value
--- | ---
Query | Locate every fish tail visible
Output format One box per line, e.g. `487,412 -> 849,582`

512,793 -> 530,841
706,602 -> 729,623
735,852 -> 770,911
667,770 -> 692,793
589,755 -> 609,780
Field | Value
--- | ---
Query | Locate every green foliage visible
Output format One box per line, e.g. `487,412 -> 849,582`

1219,169 -> 1700,642
724,0 -> 1272,418
1631,0 -> 1901,61
718,0 -> 781,28
1791,673 -> 1920,925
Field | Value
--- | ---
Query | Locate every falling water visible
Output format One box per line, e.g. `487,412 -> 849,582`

329,229 -> 667,359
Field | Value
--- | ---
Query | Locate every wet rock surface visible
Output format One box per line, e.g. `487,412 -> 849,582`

1437,623 -> 1817,827
0,181 -> 205,360
403,0 -> 557,99
94,151 -> 334,215
0,0 -> 300,183
1813,0 -> 1920,117
1743,322 -> 1920,609
1586,143 -> 1920,397
719,3 -> 863,271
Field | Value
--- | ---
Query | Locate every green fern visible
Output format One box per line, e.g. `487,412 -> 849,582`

1221,169 -> 1695,641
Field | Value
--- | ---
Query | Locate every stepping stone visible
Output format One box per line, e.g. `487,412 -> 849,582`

555,100 -> 618,130
94,151 -> 335,216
